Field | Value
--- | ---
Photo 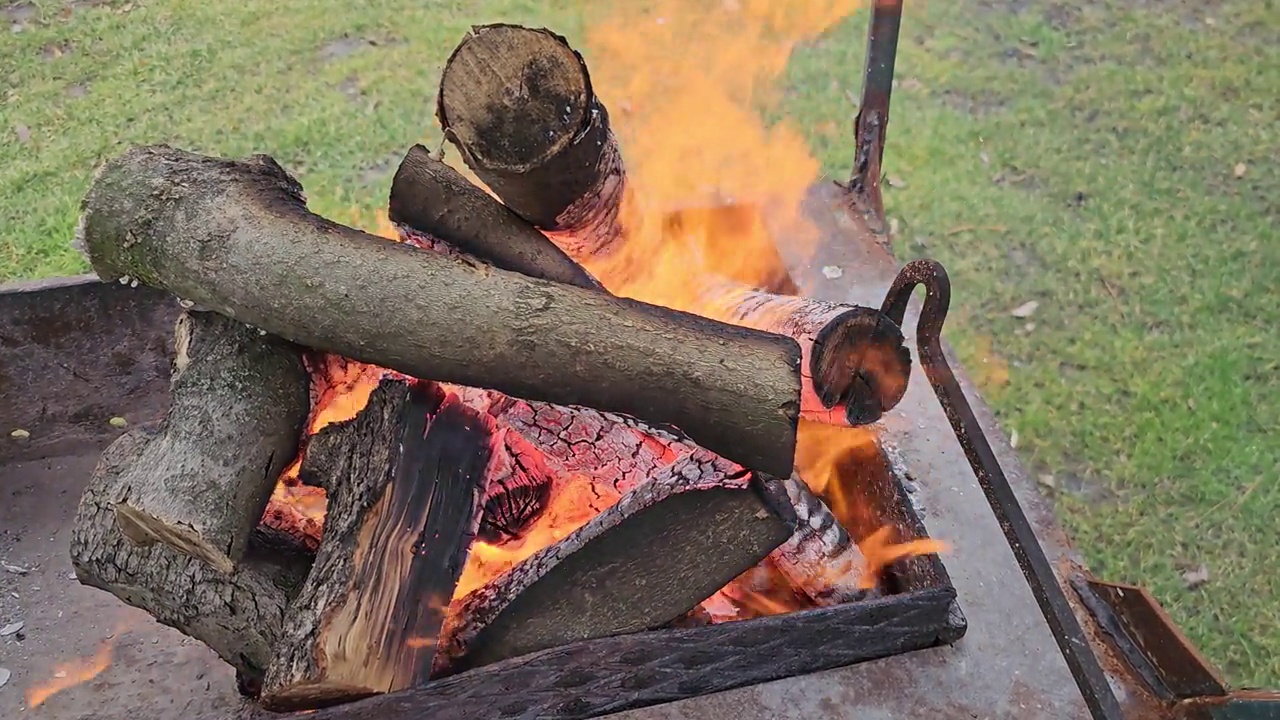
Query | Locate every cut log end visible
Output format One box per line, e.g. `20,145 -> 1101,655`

438,24 -> 617,230
811,306 -> 912,426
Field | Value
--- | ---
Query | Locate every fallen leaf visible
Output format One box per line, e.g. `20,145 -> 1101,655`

0,620 -> 23,636
979,151 -> 991,165
1182,564 -> 1210,590
0,666 -> 10,689
14,124 -> 30,144
1010,300 -> 1039,318
1233,162 -> 1247,179
1187,398 -> 1196,411
821,265 -> 844,280
1010,429 -> 1020,449
888,217 -> 900,235
1023,322 -> 1036,333
1037,474 -> 1057,489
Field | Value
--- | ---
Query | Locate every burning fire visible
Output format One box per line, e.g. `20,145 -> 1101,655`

25,636 -> 117,708
268,0 -> 945,625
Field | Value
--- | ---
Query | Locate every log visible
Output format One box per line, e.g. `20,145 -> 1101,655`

434,463 -> 794,676
693,280 -> 912,427
261,378 -> 492,711
769,475 -> 871,605
70,423 -> 310,684
437,23 -> 625,259
109,310 -> 309,572
388,144 -> 604,290
75,144 -> 802,479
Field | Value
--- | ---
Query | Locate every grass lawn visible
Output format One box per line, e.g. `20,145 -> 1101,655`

3,0 -> 1276,687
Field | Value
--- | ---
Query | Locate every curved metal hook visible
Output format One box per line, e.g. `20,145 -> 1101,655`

880,259 -> 1123,720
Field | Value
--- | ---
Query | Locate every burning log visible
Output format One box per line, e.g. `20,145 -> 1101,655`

261,378 -> 492,711
436,461 -> 794,675
106,310 -> 310,572
437,23 -> 624,259
388,144 -> 604,291
693,280 -> 912,427
75,144 -> 803,478
770,475 -> 871,605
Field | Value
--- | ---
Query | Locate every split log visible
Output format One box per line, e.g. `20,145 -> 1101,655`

388,144 -> 604,290
435,463 -> 794,676
75,144 -> 802,479
108,310 -> 309,572
261,378 -> 492,711
437,23 -> 625,260
70,423 -> 310,683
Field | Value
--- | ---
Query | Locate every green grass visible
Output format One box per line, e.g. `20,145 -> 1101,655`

3,0 -> 1276,687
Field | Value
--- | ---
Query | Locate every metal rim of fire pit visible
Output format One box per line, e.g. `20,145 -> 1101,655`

852,3 -> 1123,718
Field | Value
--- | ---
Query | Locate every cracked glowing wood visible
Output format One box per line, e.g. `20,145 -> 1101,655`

770,475 -> 871,605
106,310 -> 309,572
434,459 -> 794,677
261,378 -> 491,712
70,423 -> 311,683
388,144 -> 604,291
76,145 -> 802,479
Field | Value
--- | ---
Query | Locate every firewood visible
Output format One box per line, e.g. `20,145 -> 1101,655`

388,144 -> 604,291
693,279 -> 912,427
70,423 -> 310,684
261,378 -> 493,711
434,461 -> 794,676
107,310 -> 310,572
75,144 -> 802,479
770,475 -> 871,605
437,23 -> 624,258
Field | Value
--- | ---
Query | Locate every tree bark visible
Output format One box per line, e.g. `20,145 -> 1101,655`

109,310 -> 309,573
261,379 -> 492,711
434,463 -> 794,676
388,144 -> 604,291
70,424 -> 310,684
437,23 -> 624,257
75,144 -> 802,479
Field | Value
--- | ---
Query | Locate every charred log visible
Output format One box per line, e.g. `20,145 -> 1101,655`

70,423 -> 310,683
261,379 -> 491,711
435,462 -> 794,676
770,475 -> 871,605
75,144 -> 803,478
105,310 -> 309,572
437,24 -> 625,258
388,144 -> 603,291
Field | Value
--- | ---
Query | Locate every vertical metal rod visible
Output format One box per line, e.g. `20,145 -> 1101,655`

849,0 -> 903,228
880,260 -> 1125,720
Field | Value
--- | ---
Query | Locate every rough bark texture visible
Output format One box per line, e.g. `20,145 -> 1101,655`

388,144 -> 604,291
70,424 -> 309,683
435,464 -> 793,676
770,475 -> 870,605
76,144 -> 802,479
437,24 -> 624,249
110,310 -> 309,573
261,379 -> 492,711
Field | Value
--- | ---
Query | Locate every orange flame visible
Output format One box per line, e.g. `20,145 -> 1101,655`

857,526 -> 950,590
25,639 -> 115,708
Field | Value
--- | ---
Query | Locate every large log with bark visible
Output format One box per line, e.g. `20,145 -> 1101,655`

261,378 -> 492,711
74,144 -> 802,479
108,310 -> 310,572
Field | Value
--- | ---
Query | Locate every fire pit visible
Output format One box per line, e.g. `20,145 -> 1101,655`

6,4 -> 1276,720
